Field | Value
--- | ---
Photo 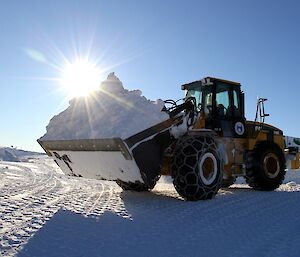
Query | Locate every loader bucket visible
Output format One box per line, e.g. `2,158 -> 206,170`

38,117 -> 182,184
38,138 -> 144,183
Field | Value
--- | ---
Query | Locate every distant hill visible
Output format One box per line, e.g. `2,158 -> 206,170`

0,147 -> 44,162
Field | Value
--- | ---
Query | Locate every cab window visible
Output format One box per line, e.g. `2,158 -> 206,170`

232,90 -> 241,116
204,92 -> 213,115
216,84 -> 230,116
186,89 -> 202,110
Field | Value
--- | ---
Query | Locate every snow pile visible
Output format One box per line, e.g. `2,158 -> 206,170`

40,73 -> 169,141
0,147 -> 44,162
0,148 -> 20,162
286,181 -> 297,187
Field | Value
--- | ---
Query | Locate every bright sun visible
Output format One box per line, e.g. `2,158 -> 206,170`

61,60 -> 101,98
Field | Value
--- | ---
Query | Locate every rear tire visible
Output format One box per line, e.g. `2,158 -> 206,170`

171,135 -> 223,201
246,142 -> 286,190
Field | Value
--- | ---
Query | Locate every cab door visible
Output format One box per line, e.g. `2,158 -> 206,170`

215,83 -> 246,169
215,84 -> 245,139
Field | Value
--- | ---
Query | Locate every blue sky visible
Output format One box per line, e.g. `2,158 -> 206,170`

0,0 -> 300,151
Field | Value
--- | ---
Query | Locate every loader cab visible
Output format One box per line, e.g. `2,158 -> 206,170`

183,77 -> 246,138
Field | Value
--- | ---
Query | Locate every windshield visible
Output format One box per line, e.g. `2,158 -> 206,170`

186,89 -> 202,110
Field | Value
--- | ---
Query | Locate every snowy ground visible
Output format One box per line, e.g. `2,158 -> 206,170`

1,157 -> 300,257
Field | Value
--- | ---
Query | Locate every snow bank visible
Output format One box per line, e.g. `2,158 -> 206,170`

40,73 -> 169,141
0,147 -> 44,162
0,148 -> 19,162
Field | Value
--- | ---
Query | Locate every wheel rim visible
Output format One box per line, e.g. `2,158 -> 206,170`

263,153 -> 280,178
199,152 -> 218,185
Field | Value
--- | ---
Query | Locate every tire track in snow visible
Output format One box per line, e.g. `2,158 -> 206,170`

2,157 -> 300,257
0,160 -> 72,257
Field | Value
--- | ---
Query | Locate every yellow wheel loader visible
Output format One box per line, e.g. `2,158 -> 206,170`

38,77 -> 300,201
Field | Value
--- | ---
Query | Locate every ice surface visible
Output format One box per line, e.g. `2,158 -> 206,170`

2,157 -> 300,257
40,73 -> 169,140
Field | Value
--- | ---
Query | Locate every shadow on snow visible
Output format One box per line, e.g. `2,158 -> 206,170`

18,188 -> 300,257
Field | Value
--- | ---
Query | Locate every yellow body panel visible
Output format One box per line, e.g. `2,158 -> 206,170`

291,153 -> 300,170
192,113 -> 206,129
161,117 -> 286,176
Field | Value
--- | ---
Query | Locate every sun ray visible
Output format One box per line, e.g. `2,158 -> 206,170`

98,87 -> 133,109
59,59 -> 102,98
22,22 -> 152,108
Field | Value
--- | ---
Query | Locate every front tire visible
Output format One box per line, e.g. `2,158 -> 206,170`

171,135 -> 223,201
246,142 -> 286,190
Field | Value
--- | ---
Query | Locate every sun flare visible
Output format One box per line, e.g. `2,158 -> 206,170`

60,60 -> 101,98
